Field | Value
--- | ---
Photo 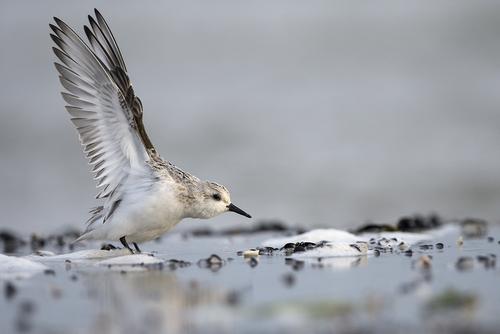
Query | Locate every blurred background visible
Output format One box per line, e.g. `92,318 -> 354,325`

1,0 -> 500,234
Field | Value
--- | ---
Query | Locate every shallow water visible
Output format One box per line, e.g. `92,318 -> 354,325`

1,223 -> 499,334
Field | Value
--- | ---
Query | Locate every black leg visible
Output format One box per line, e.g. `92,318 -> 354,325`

120,236 -> 134,254
133,242 -> 141,253
101,243 -> 117,251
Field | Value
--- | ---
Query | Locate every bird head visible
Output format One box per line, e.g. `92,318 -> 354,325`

193,181 -> 251,220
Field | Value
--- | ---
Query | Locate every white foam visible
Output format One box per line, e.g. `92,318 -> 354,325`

0,254 -> 49,279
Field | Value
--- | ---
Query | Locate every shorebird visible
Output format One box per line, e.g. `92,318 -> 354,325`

50,9 -> 251,253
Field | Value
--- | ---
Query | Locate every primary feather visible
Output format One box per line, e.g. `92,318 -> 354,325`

50,9 -> 251,245
50,9 -> 154,228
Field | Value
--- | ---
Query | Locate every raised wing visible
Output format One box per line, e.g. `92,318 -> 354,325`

50,10 -> 155,202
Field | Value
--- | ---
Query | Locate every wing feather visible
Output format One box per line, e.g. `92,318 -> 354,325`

51,10 -> 155,228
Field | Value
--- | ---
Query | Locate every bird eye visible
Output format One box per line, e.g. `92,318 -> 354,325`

212,193 -> 221,201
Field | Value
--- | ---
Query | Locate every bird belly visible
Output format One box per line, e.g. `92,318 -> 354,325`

98,186 -> 184,243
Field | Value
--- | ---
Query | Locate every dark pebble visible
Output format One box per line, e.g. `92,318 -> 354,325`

0,230 -> 25,254
404,249 -> 413,257
378,238 -> 389,246
435,243 -> 444,249
44,269 -> 55,276
397,214 -> 442,232
353,223 -> 397,234
317,240 -> 329,248
30,234 -> 46,251
207,254 -> 223,265
477,255 -> 496,269
167,259 -> 191,268
236,251 -> 243,256
257,247 -> 276,255
294,245 -> 306,253
70,274 -> 78,281
281,243 -> 296,250
487,236 -> 494,243
56,235 -> 65,248
4,281 -> 17,300
374,249 -> 380,257
455,257 -> 474,271
419,244 -> 433,250
197,254 -> 224,271
302,242 -> 317,249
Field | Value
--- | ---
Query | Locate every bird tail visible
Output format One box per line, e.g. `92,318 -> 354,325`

72,230 -> 94,244
72,206 -> 103,244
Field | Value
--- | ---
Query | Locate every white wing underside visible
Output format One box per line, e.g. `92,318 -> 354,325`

50,11 -> 155,227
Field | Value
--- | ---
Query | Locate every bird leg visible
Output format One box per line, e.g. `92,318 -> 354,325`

120,236 -> 134,254
133,242 -> 142,253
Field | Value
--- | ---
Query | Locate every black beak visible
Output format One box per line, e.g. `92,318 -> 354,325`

227,203 -> 252,218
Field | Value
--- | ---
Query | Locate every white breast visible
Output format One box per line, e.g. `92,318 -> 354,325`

96,181 -> 185,242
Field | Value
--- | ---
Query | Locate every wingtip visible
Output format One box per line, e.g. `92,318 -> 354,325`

49,23 -> 58,33
49,33 -> 59,43
83,25 -> 92,35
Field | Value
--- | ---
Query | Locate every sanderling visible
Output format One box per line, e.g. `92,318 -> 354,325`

49,9 -> 251,253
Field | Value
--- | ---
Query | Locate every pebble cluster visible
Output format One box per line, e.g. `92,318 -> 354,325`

353,213 -> 443,234
167,259 -> 192,270
0,229 -> 81,254
455,254 -> 496,271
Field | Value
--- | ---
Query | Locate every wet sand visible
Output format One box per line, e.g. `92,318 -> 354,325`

1,219 -> 499,334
